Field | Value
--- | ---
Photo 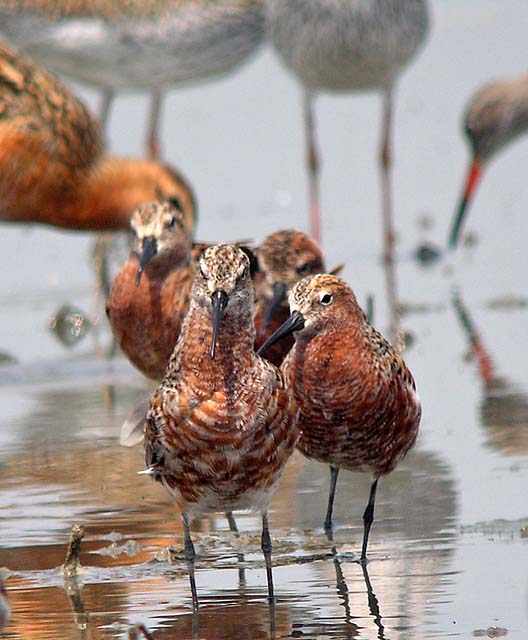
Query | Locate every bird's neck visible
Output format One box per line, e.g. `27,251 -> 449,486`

58,156 -> 173,231
165,300 -> 257,385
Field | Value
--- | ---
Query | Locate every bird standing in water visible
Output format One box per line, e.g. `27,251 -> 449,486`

144,244 -> 299,608
0,42 -> 196,232
0,0 -> 266,158
448,73 -> 528,249
258,273 -> 421,561
266,0 -> 430,249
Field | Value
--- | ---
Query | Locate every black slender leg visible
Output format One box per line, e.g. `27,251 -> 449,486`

261,512 -> 276,638
261,512 -> 275,603
324,466 -> 340,533
361,478 -> 379,562
183,513 -> 199,610
362,562 -> 386,640
225,511 -> 238,534
226,511 -> 246,586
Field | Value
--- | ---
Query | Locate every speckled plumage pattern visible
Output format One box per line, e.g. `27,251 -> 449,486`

283,274 -> 420,476
144,244 -> 300,519
254,229 -> 326,366
107,201 -> 194,380
0,43 -> 196,230
266,0 -> 429,92
259,273 -> 421,558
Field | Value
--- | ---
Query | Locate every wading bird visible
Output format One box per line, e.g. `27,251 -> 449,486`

258,273 -> 421,561
143,244 -> 300,607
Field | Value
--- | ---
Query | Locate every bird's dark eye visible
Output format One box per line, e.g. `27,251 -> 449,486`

320,293 -> 333,305
297,262 -> 310,275
168,196 -> 182,211
239,245 -> 259,277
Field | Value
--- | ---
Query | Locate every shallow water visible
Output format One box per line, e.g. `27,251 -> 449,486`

1,1 -> 528,638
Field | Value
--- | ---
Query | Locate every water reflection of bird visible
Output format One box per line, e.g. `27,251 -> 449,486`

266,0 -> 430,247
258,274 -> 421,561
132,599 -> 292,640
448,73 -> 528,249
0,1 -> 266,158
0,42 -> 196,232
144,245 -> 300,609
297,449 -> 456,638
452,289 -> 528,456
128,623 -> 154,640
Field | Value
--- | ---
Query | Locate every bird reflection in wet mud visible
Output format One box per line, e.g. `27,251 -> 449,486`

128,624 -> 155,640
0,353 -> 456,639
125,598 -> 293,640
324,518 -> 387,640
452,289 -> 528,456
48,305 -> 92,348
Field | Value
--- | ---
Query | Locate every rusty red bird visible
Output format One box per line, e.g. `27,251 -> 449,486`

258,273 -> 421,561
143,244 -> 300,608
0,42 -> 195,232
107,200 -> 194,381
254,229 -> 326,366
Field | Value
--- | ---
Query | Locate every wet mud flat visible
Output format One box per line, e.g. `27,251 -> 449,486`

0,328 -> 527,640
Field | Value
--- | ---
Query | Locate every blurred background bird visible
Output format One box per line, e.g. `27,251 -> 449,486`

265,0 -> 430,250
0,0 -> 266,159
448,73 -> 528,249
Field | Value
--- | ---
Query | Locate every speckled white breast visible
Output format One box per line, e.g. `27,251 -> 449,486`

0,2 -> 265,90
266,0 -> 429,93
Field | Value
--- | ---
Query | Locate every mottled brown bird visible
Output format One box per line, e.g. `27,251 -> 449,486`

144,244 -> 299,608
449,73 -> 528,249
107,200 -> 194,381
258,273 -> 421,561
254,229 -> 326,366
0,42 -> 195,232
112,225 -> 322,382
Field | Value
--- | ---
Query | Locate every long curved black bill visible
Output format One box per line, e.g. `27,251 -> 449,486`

135,236 -> 158,286
448,158 -> 483,250
259,282 -> 287,337
257,310 -> 305,357
210,290 -> 229,359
